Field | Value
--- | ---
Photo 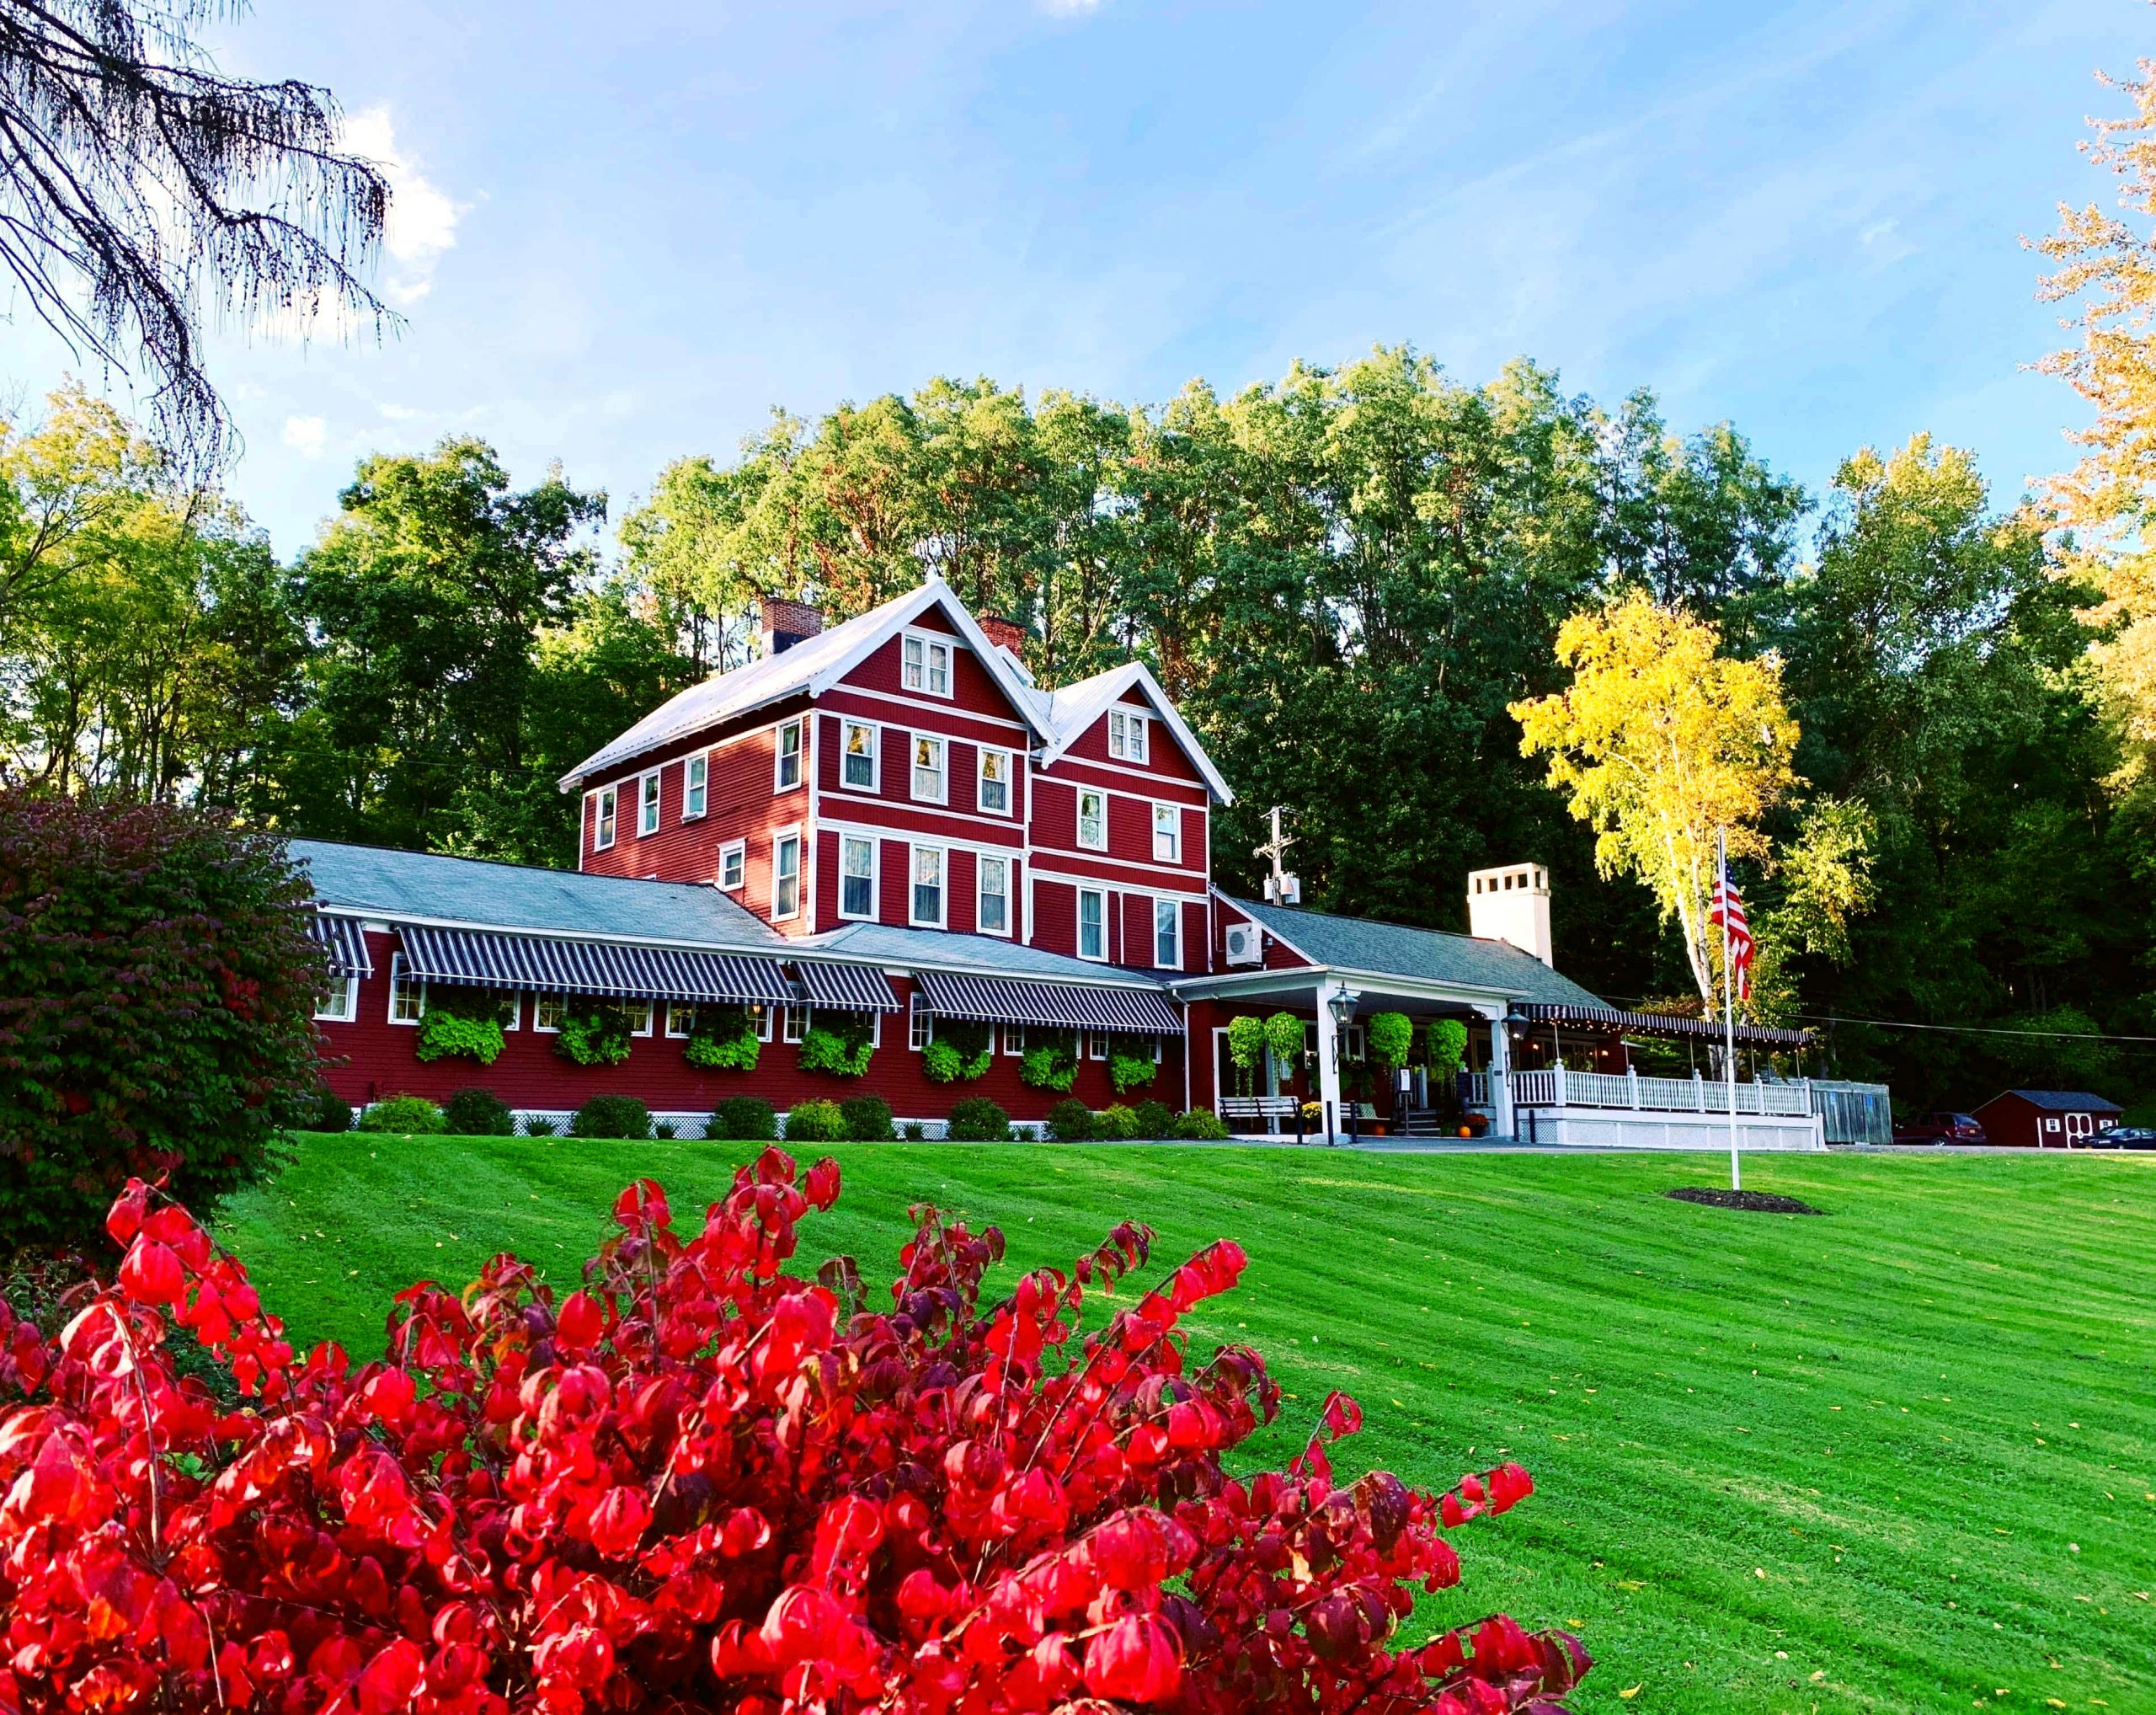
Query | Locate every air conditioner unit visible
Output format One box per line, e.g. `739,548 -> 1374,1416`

1224,922 -> 1262,966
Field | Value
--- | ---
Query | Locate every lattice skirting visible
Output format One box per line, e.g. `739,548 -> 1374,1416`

504,1110 -> 1049,1143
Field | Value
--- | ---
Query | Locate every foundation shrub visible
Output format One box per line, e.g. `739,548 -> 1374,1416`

570,1094 -> 650,1140
782,1098 -> 846,1144
945,1096 -> 1013,1141
1132,1098 -> 1177,1138
441,1086 -> 515,1136
839,1094 -> 895,1142
712,1094 -> 777,1141
355,1093 -> 443,1135
1044,1098 -> 1095,1141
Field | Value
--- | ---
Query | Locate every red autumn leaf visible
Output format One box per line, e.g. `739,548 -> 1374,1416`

1083,1614 -> 1182,1702
117,1240 -> 184,1306
555,1289 -> 604,1351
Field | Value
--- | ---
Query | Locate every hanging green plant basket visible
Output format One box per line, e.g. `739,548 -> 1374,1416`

1108,1047 -> 1158,1093
923,1018 -> 993,1082
1020,1034 -> 1080,1093
555,1002 -> 632,1066
799,1010 -> 875,1077
414,988 -> 510,1065
684,1003 -> 760,1071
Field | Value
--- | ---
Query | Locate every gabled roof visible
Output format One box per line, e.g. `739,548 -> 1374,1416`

558,579 -> 1054,788
1035,660 -> 1235,804
1224,895 -> 1606,1007
1983,1089 -> 2124,1113
293,839 -> 784,950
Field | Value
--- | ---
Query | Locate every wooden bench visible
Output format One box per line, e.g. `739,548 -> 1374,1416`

1217,1096 -> 1304,1138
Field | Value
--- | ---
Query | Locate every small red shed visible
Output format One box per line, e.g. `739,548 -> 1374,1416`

1972,1089 -> 2123,1149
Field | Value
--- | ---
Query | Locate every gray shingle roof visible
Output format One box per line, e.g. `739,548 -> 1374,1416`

1227,896 -> 1608,1007
291,840 -> 784,949
1993,1089 -> 2124,1113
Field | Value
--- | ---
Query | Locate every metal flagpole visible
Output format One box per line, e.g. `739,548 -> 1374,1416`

1720,827 -> 1740,1192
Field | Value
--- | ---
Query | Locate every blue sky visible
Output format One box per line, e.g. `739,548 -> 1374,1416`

0,0 -> 2143,555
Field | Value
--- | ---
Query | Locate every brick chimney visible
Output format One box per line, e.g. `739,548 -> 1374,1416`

760,596 -> 825,657
977,614 -> 1028,658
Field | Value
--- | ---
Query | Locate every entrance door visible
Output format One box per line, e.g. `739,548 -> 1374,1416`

2065,1110 -> 2094,1146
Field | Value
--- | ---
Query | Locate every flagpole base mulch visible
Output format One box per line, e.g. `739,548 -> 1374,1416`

1664,1187 -> 1824,1215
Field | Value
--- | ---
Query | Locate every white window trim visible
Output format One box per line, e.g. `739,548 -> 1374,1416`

977,746 -> 1013,817
683,753 -> 708,821
1004,1023 -> 1025,1056
501,993 -> 520,1031
900,628 -> 955,698
1154,895 -> 1182,970
838,834 -> 879,922
772,825 -> 803,922
1076,787 -> 1107,852
314,975 -> 359,1023
749,1003 -> 776,1043
774,719 -> 806,793
910,732 -> 948,806
782,1002 -> 808,1044
534,994 -> 565,1034
908,994 -> 931,1051
1151,801 -> 1181,863
624,998 -> 655,1038
910,842 -> 947,929
1076,886 -> 1109,963
387,953 -> 424,1024
1087,1031 -> 1107,1061
592,785 -> 617,852
718,840 -> 746,891
638,769 -> 662,837
975,852 -> 1012,938
838,717 -> 881,794
1109,708 -> 1150,763
665,1000 -> 695,1039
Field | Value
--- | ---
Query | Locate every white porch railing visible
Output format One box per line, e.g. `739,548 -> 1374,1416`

1484,1067 -> 1812,1117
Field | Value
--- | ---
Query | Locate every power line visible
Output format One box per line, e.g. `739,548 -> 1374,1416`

1794,1012 -> 2156,1044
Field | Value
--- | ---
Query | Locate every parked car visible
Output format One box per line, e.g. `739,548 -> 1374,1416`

1891,1111 -> 1989,1146
2086,1125 -> 2156,1151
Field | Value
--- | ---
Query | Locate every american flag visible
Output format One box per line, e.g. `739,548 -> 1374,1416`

1710,856 -> 1753,1002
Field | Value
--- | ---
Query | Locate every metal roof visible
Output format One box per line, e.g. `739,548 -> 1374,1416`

307,911 -> 373,977
1226,895 -> 1609,1007
293,839 -> 784,950
1033,661 -> 1236,804
1985,1089 -> 2124,1113
804,919 -> 1177,990
1519,1001 -> 1810,1050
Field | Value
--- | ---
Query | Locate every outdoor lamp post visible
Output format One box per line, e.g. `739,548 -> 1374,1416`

1328,986 -> 1360,1146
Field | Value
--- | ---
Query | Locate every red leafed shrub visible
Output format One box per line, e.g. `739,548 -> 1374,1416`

0,1150 -> 1590,1713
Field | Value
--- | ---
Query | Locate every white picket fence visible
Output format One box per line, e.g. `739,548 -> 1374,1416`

1477,1067 -> 1813,1117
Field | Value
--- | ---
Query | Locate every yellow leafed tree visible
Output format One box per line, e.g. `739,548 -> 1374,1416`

2033,54 -> 2156,783
1510,590 -> 1799,1010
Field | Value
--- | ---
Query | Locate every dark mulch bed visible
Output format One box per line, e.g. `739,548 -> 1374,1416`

1664,1187 -> 1825,1215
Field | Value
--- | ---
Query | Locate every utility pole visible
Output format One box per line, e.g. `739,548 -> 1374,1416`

1255,806 -> 1299,905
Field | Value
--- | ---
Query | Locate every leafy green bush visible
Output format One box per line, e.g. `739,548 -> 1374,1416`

524,1115 -> 558,1137
1172,1107 -> 1230,1141
711,1094 -> 776,1141
0,793 -> 323,1250
1044,1098 -> 1094,1141
442,1086 -> 515,1135
1020,1034 -> 1079,1093
358,1094 -> 445,1135
921,1018 -> 993,1082
901,1121 -> 926,1141
570,1094 -> 650,1139
782,1099 -> 846,1143
307,1086 -> 353,1134
414,989 -> 510,1065
1426,1018 -> 1470,1079
799,1011 -> 875,1077
1368,1012 -> 1413,1071
555,1002 -> 633,1066
1108,1048 -> 1158,1093
1132,1098 -> 1176,1138
840,1094 -> 895,1141
684,1003 -> 760,1071
1094,1103 -> 1140,1141
944,1097 -> 1011,1142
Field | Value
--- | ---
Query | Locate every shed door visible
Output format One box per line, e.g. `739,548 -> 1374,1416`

2065,1110 -> 2094,1146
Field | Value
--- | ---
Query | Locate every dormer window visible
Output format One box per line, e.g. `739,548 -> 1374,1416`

1108,709 -> 1148,763
903,632 -> 952,697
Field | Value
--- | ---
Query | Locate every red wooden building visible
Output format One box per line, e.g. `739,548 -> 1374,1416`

304,580 -> 1817,1141
1970,1089 -> 2123,1149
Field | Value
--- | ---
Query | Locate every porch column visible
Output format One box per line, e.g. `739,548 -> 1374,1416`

1315,976 -> 1343,1146
1483,1006 -> 1513,1139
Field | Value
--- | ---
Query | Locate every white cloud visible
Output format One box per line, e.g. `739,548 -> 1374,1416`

281,414 -> 328,459
341,107 -> 464,307
1038,0 -> 1102,14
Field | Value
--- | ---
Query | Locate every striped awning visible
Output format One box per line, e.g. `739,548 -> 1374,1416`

397,925 -> 794,1006
915,969 -> 1181,1035
793,962 -> 901,1013
1517,1001 -> 1810,1050
308,912 -> 373,978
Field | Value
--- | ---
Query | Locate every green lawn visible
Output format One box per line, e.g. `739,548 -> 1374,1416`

217,1137 -> 2156,1715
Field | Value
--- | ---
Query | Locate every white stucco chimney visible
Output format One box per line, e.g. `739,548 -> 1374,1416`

1467,863 -> 1552,966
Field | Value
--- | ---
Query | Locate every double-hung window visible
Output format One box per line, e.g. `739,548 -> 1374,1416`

1151,802 -> 1180,863
903,633 -> 952,696
775,719 -> 803,791
1109,709 -> 1148,763
594,786 -> 617,851
978,748 -> 1011,815
840,835 -> 877,920
665,1001 -> 696,1039
782,1003 -> 808,1044
622,999 -> 655,1037
1153,897 -> 1181,970
748,1004 -> 775,1042
683,754 -> 707,820
977,853 -> 1010,935
534,995 -> 568,1032
388,954 -> 426,1023
841,720 -> 878,791
773,830 -> 802,920
718,841 -> 745,890
639,772 -> 661,836
911,846 -> 944,927
909,995 -> 931,1051
912,735 -> 946,803
1003,1023 -> 1026,1055
314,975 -> 358,1023
1077,888 -> 1107,961
1076,788 -> 1107,851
